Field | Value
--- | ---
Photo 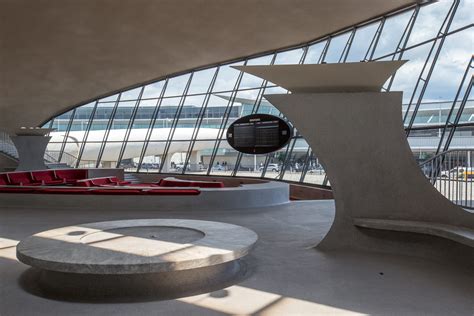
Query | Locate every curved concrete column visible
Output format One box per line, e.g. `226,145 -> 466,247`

236,61 -> 474,251
11,135 -> 51,171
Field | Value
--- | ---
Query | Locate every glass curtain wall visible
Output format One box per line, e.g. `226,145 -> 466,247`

44,0 -> 473,186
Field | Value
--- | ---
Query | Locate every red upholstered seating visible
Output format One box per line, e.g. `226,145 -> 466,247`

0,187 -> 35,193
90,177 -> 113,186
8,172 -> 42,186
0,174 -> 10,185
89,189 -> 143,195
142,188 -> 201,195
158,177 -> 224,188
55,169 -> 88,184
36,188 -> 91,194
76,177 -> 131,187
127,183 -> 160,187
31,170 -> 65,185
106,176 -> 131,186
75,179 -> 92,187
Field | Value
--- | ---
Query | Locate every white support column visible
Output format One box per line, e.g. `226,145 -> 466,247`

161,153 -> 173,173
188,151 -> 200,172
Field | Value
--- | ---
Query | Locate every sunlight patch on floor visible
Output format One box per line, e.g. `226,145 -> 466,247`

179,285 -> 366,315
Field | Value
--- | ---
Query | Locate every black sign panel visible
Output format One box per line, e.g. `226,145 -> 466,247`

226,114 -> 292,154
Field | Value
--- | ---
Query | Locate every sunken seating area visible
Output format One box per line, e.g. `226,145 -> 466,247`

0,169 -> 203,195
0,169 -> 87,186
0,169 -> 289,210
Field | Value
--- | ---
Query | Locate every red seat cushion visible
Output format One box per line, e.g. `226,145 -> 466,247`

106,177 -> 132,186
36,188 -> 91,194
0,187 -> 35,193
55,169 -> 88,183
90,189 -> 143,195
142,189 -> 201,195
90,177 -> 112,186
8,172 -> 41,186
31,170 -> 65,185
75,179 -> 92,187
0,174 -> 10,185
127,183 -> 160,187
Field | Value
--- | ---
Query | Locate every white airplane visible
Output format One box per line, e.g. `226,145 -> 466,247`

48,128 -> 231,162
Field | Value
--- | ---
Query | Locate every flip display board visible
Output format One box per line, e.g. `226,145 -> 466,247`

226,114 -> 292,154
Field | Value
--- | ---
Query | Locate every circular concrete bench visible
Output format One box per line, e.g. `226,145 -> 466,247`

17,219 -> 258,274
17,219 -> 258,300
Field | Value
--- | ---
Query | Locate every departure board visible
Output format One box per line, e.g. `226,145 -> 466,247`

227,114 -> 292,154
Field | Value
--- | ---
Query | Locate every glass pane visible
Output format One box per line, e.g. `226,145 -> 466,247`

324,32 -> 351,63
174,94 -> 207,132
407,1 -> 453,46
77,141 -> 102,167
274,48 -> 304,64
98,94 -> 119,102
187,68 -> 217,95
121,87 -> 142,100
139,141 -> 166,172
450,0 -> 474,31
239,55 -> 274,88
346,23 -> 379,62
304,41 -> 327,64
213,62 -> 244,92
142,81 -> 165,99
164,74 -> 191,97
373,11 -> 413,59
390,41 -> 432,104
118,141 -> 145,172
208,147 -> 239,177
422,30 -> 473,103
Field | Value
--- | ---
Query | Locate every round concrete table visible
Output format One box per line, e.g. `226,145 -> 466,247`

17,219 -> 258,274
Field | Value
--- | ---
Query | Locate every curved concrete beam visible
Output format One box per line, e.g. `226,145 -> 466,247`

237,62 -> 474,251
233,61 -> 406,93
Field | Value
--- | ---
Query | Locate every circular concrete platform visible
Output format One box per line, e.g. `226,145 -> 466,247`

17,219 -> 258,275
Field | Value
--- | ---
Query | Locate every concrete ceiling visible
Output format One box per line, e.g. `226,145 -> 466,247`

0,0 -> 418,133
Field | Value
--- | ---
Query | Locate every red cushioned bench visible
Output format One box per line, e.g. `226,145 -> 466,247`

31,170 -> 66,185
35,187 -> 91,194
0,174 -> 10,186
106,176 -> 131,186
76,177 -> 132,187
0,187 -> 35,193
54,169 -> 88,184
7,172 -> 42,186
158,177 -> 224,188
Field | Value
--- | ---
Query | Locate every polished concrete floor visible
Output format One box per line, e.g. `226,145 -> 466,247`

1,200 -> 473,315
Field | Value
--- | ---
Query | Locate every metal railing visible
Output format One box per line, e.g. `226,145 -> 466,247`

44,150 -> 77,167
420,149 -> 474,209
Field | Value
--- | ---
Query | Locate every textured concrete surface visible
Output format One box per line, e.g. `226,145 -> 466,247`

1,200 -> 473,315
353,218 -> 474,247
17,219 -> 258,274
236,62 -> 474,254
234,61 -> 406,93
10,136 -> 50,171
